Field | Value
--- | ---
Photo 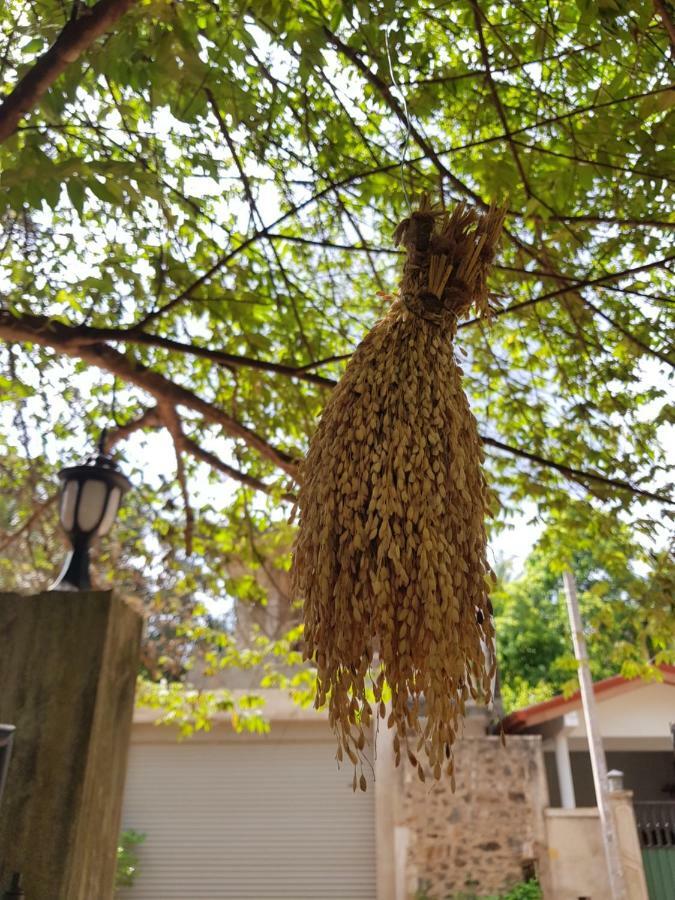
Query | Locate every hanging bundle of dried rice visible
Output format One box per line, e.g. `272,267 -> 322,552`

292,197 -> 506,787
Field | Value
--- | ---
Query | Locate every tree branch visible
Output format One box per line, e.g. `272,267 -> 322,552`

0,310 -> 298,478
322,26 -> 481,204
0,0 -> 136,144
398,41 -> 601,86
511,139 -> 675,185
0,495 -> 57,552
1,310 -> 669,505
470,0 -> 533,198
131,83 -> 672,328
103,403 -> 294,500
263,253 -> 670,354
177,434 -> 297,503
550,214 -> 675,229
159,402 -> 194,555
268,231 -> 401,255
482,435 -> 673,505
103,406 -> 161,450
653,0 -> 675,52
581,297 -> 674,367
72,323 -> 335,387
320,25 -> 656,288
459,255 -> 675,330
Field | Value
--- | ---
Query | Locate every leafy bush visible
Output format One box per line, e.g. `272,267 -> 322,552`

415,878 -> 541,900
115,829 -> 146,891
500,880 -> 542,900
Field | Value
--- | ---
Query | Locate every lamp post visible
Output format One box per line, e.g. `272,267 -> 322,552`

50,439 -> 131,591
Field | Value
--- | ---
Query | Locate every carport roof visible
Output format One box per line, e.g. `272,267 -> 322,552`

502,665 -> 675,733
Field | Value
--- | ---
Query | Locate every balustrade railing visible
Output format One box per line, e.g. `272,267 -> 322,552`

634,801 -> 675,849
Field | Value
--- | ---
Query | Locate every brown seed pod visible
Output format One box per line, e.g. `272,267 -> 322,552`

292,198 -> 505,787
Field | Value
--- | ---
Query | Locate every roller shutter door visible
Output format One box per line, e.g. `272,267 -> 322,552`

120,733 -> 376,899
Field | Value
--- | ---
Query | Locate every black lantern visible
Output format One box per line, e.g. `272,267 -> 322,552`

50,443 -> 131,591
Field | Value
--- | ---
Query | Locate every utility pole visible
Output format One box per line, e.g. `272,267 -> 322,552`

563,569 -> 627,900
562,569 -> 627,900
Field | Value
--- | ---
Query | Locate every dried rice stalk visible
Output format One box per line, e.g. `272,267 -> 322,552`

292,197 -> 506,785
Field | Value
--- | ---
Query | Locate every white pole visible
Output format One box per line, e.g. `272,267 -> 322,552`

562,569 -> 627,900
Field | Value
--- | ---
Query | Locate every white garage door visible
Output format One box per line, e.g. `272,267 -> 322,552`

120,731 -> 376,900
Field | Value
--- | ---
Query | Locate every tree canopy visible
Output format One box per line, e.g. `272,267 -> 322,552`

493,504 -> 674,712
0,0 -> 673,706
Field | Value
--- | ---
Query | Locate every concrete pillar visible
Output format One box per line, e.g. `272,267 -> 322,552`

554,730 -> 576,809
609,790 -> 649,900
0,591 -> 142,900
374,721 -> 399,900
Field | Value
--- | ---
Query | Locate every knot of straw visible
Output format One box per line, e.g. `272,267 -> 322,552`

393,198 -> 507,327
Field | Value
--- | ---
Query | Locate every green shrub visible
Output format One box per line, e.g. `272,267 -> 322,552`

115,829 -> 146,891
500,880 -> 542,900
416,878 -> 542,900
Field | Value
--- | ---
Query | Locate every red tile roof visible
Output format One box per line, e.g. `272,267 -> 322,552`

501,665 -> 675,733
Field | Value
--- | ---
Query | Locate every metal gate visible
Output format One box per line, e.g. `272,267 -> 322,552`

121,733 -> 377,900
634,802 -> 675,900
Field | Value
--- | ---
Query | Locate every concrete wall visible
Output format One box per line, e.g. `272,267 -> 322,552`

544,792 -> 648,900
545,808 -> 610,900
398,734 -> 551,898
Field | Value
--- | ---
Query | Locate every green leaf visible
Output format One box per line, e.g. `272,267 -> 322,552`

66,179 -> 86,215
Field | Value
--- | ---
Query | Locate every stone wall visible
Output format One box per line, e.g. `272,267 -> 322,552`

400,734 -> 550,898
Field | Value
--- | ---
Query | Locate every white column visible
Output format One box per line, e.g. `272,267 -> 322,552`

374,721 -> 397,900
554,730 -> 576,809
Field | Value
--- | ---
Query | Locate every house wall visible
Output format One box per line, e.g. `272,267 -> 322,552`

398,734 -> 551,898
563,681 -> 674,743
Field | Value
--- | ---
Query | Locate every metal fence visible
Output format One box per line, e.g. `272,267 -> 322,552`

634,802 -> 675,849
